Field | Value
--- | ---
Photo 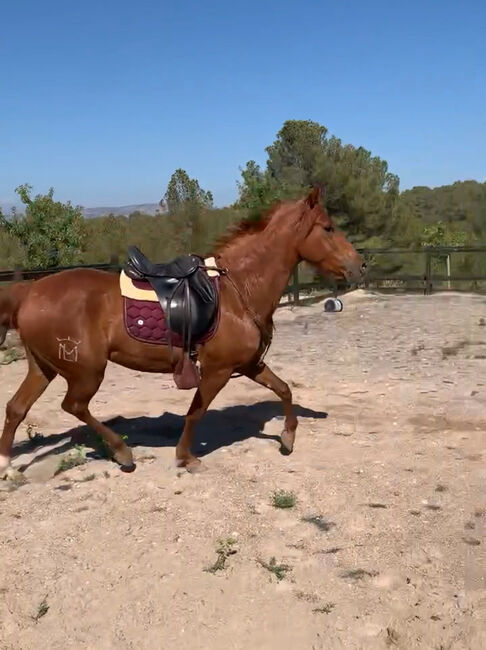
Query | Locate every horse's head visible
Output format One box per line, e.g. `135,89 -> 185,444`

296,186 -> 366,284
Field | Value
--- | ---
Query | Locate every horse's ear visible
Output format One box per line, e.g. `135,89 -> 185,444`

305,185 -> 324,209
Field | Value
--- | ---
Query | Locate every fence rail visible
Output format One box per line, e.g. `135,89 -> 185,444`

1,246 -> 486,304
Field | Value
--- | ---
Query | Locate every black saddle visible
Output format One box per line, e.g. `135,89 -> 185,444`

125,246 -> 201,280
124,245 -> 219,346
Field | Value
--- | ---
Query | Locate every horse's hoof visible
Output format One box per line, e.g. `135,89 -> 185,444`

0,456 -> 11,480
114,447 -> 134,469
120,462 -> 136,473
186,458 -> 206,474
280,429 -> 295,455
2,467 -> 27,483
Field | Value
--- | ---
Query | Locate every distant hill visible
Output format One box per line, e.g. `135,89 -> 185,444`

81,203 -> 164,218
1,202 -> 166,218
0,201 -> 19,214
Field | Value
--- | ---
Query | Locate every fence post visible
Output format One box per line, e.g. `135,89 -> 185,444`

446,254 -> 451,290
292,267 -> 300,305
424,251 -> 432,295
13,265 -> 23,282
109,254 -> 120,272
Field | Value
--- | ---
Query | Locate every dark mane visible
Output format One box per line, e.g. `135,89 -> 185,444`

213,202 -> 283,252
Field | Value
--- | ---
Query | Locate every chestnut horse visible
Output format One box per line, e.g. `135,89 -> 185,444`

0,187 -> 365,477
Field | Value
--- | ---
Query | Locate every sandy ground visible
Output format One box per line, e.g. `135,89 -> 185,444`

0,290 -> 485,650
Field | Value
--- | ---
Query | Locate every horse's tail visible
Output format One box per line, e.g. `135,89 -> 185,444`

0,282 -> 31,346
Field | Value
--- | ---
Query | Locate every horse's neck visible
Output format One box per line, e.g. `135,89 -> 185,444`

220,231 -> 299,320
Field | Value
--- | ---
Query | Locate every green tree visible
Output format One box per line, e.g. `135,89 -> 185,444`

0,208 -> 24,270
420,221 -> 469,248
398,181 -> 486,241
236,160 -> 279,216
0,184 -> 86,268
163,169 -> 214,253
265,120 -> 327,191
163,168 -> 213,214
236,119 -> 400,243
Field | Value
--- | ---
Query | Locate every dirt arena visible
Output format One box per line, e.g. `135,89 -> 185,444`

0,290 -> 485,650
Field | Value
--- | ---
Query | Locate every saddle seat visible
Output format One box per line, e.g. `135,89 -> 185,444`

125,246 -> 201,280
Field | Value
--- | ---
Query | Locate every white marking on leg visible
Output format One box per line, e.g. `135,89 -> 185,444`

0,454 -> 11,477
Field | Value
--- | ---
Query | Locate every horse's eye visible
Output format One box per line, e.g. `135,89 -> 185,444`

323,225 -> 333,233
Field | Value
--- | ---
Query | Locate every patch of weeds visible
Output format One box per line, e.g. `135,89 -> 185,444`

302,515 -> 335,532
54,484 -> 72,492
77,473 -> 96,483
204,537 -> 237,574
340,568 -> 379,581
386,627 -> 400,646
435,484 -> 447,492
32,596 -> 49,621
26,424 -> 44,448
313,602 -> 335,614
54,446 -> 88,476
441,341 -> 468,359
272,490 -> 296,509
411,343 -> 425,356
295,590 -> 319,603
257,556 -> 291,581
0,347 -> 25,365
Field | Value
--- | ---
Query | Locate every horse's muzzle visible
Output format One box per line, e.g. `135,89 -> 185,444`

345,261 -> 367,284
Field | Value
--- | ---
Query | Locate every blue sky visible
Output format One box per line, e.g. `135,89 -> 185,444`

1,0 -> 484,209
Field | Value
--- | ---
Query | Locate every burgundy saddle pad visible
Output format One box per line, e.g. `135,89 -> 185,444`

121,274 -> 219,346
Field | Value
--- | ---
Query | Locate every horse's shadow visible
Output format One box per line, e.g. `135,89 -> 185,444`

13,401 -> 328,471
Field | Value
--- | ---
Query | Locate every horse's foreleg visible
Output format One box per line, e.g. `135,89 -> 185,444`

176,367 -> 232,472
0,352 -> 57,479
244,363 -> 297,454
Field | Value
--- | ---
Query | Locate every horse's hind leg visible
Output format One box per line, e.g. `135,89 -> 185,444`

61,372 -> 135,472
244,363 -> 297,454
0,351 -> 57,478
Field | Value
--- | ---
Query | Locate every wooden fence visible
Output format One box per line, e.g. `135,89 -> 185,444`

1,246 -> 486,305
